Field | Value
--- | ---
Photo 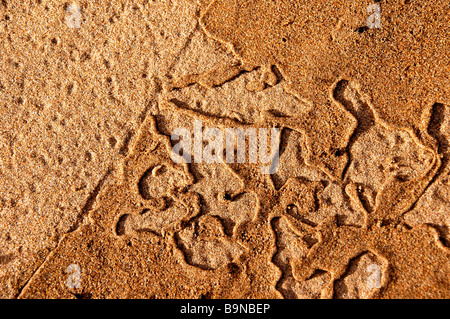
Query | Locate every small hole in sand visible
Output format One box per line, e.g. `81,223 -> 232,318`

356,26 -> 369,34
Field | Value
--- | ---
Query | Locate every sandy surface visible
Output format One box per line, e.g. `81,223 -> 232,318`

0,0 -> 449,298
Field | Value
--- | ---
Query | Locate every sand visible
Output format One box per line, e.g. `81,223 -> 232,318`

0,0 -> 448,298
